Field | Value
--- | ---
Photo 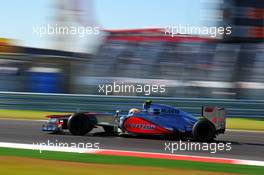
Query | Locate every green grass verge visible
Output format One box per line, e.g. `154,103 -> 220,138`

0,109 -> 263,131
0,148 -> 263,175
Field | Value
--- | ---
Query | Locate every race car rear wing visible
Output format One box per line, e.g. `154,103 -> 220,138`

202,106 -> 226,131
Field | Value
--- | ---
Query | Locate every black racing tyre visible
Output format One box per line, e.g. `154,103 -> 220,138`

192,118 -> 216,142
67,113 -> 96,135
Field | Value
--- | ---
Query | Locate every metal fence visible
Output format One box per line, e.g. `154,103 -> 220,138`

0,92 -> 263,118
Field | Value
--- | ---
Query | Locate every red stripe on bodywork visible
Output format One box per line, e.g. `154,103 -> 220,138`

123,116 -> 172,134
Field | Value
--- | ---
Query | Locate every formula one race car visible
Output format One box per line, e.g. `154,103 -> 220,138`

42,100 -> 226,142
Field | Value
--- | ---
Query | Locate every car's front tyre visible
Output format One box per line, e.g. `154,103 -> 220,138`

67,113 -> 97,135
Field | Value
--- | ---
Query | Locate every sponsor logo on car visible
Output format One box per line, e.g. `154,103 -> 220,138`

127,123 -> 156,130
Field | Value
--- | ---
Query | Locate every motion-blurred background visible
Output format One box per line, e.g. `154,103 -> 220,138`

0,0 -> 263,99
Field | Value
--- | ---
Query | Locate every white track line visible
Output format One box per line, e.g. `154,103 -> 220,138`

0,142 -> 263,167
0,142 -> 99,154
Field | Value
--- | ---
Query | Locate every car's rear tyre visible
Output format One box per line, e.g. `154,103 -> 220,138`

192,118 -> 215,142
67,113 -> 96,135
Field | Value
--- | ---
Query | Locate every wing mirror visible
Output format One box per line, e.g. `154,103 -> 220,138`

153,108 -> 161,115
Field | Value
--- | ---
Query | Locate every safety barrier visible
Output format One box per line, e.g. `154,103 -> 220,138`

0,92 -> 263,118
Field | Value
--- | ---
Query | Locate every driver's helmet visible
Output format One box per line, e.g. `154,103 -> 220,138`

143,100 -> 152,110
128,108 -> 140,115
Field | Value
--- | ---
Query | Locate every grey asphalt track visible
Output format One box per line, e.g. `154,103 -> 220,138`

0,119 -> 263,161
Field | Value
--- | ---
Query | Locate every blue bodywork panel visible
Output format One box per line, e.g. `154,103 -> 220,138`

121,103 -> 198,133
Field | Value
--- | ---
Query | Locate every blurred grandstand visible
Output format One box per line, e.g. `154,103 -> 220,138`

0,0 -> 263,99
78,28 -> 263,99
1,28 -> 263,99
